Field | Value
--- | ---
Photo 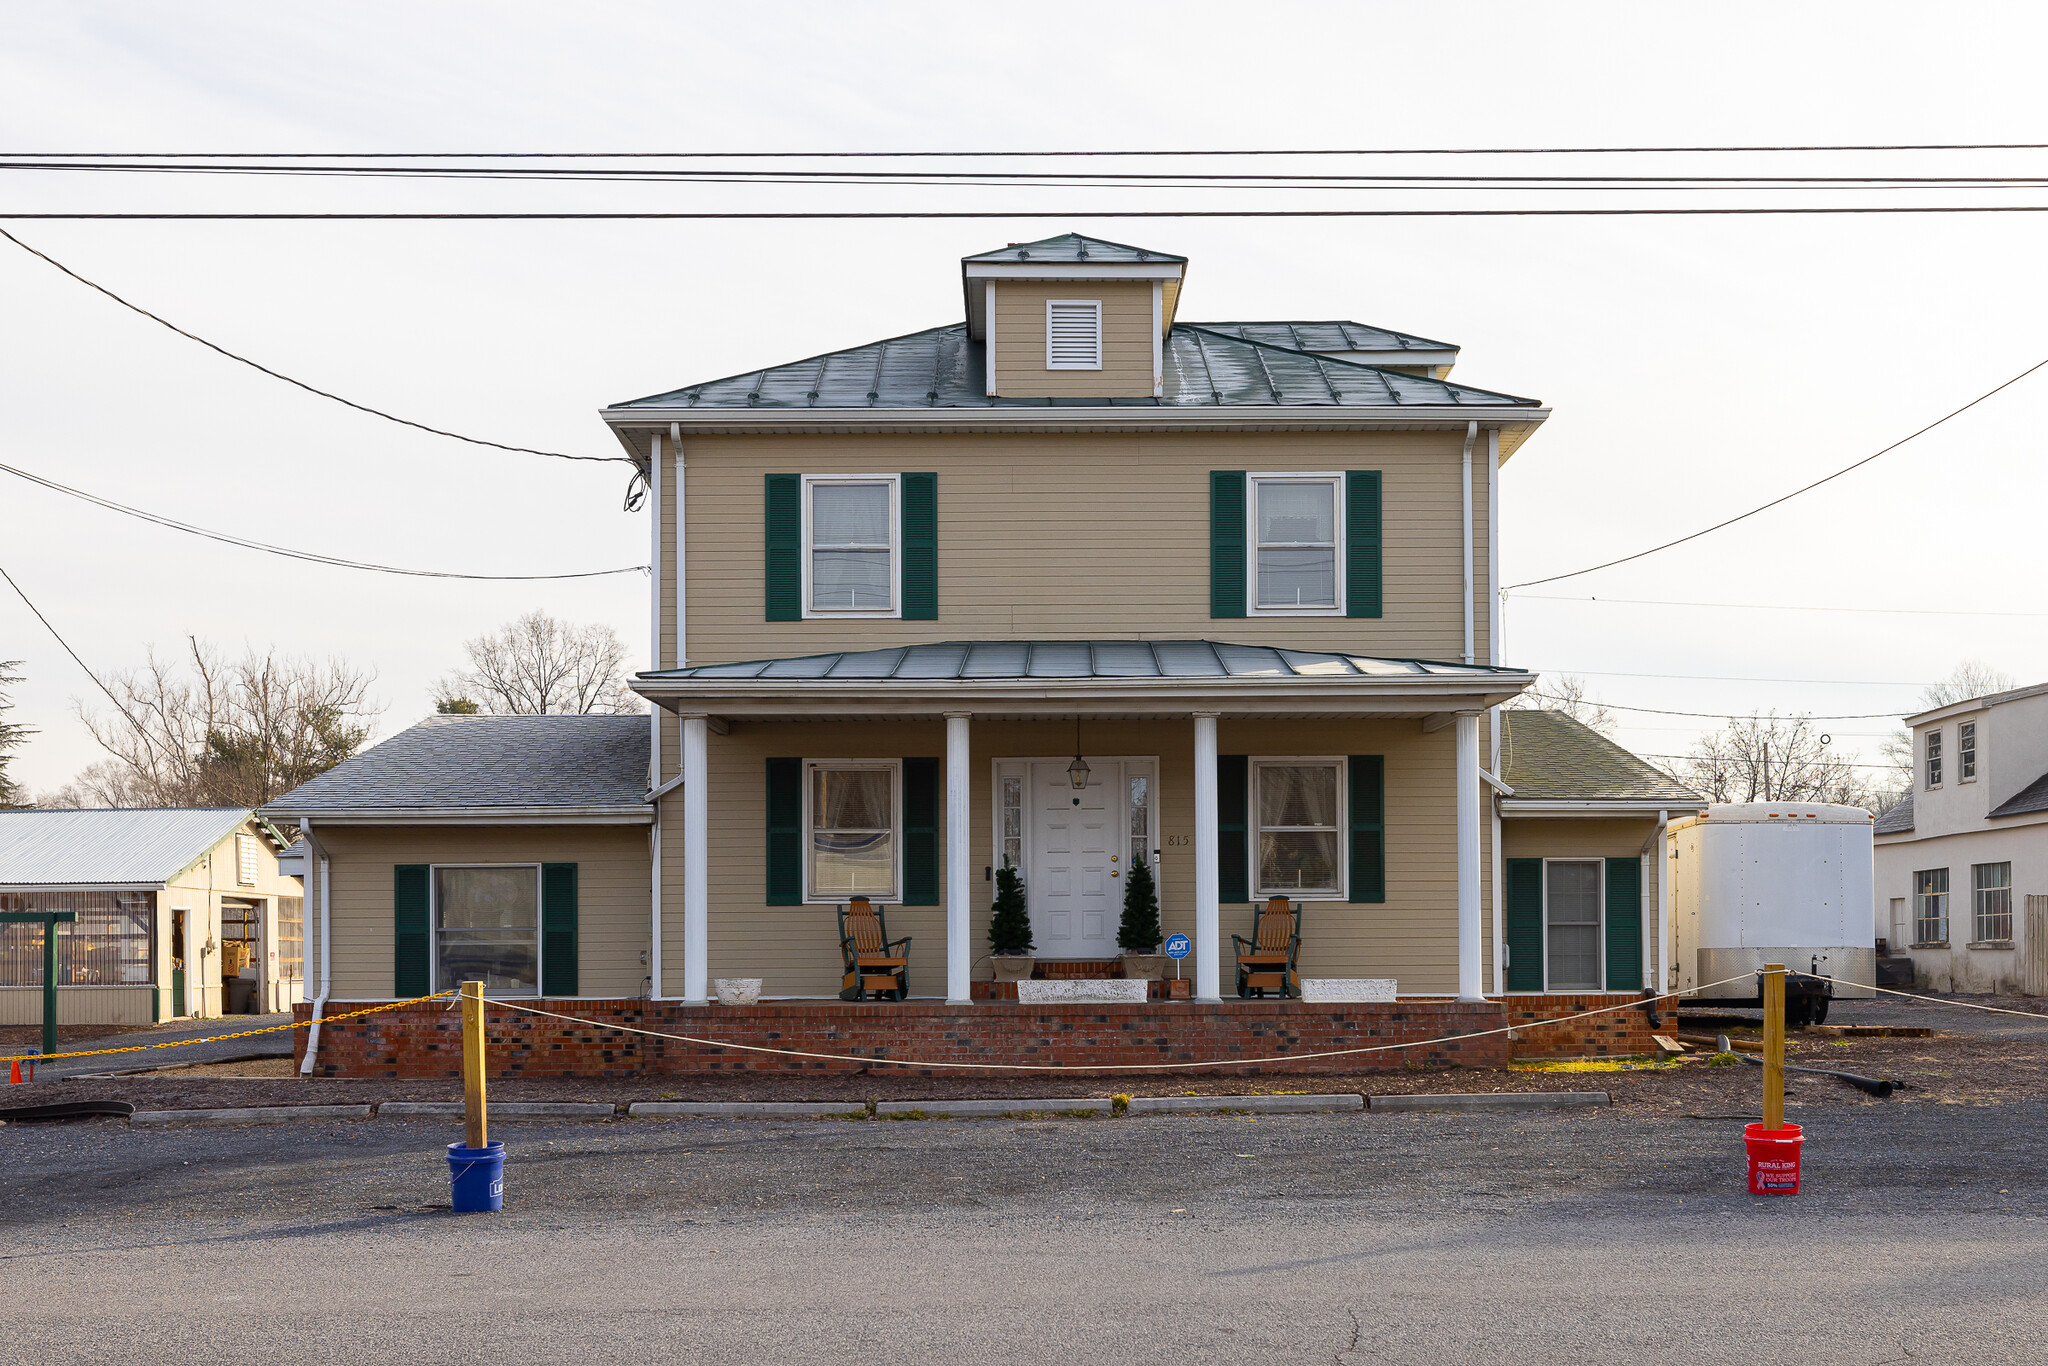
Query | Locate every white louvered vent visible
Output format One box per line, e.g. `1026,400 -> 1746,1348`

1045,299 -> 1103,370
237,833 -> 259,887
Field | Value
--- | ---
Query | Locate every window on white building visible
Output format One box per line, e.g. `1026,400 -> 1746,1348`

1925,729 -> 1943,789
1959,721 -> 1977,782
1914,867 -> 1949,945
1973,862 -> 2012,943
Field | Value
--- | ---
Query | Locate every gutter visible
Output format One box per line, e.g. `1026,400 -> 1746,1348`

599,403 -> 1549,435
260,805 -> 654,826
1500,799 -> 1707,816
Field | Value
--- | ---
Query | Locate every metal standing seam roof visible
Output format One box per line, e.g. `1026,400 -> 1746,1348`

644,641 -> 1527,683
608,322 -> 1535,413
262,714 -> 653,815
0,808 -> 264,888
961,233 -> 1188,265
1189,321 -> 1458,356
1499,710 -> 1703,804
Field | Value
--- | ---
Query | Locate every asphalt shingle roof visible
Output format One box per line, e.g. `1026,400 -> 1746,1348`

1500,710 -> 1702,803
1190,321 -> 1458,356
1873,792 -> 1915,834
263,715 -> 651,815
610,322 -> 1535,412
0,808 -> 258,888
646,641 -> 1523,683
1990,772 -> 2048,820
961,232 -> 1187,265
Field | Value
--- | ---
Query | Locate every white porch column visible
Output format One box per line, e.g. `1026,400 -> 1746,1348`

1456,712 -> 1485,1001
681,714 -> 710,1005
945,712 -> 972,1004
1192,712 -> 1222,1002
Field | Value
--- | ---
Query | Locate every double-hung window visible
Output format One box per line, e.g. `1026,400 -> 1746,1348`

1545,861 -> 1603,990
1914,868 -> 1949,945
1249,474 -> 1342,613
1925,728 -> 1943,788
1252,759 -> 1344,898
804,475 -> 898,616
1959,721 -> 1977,782
1973,862 -> 2013,943
435,865 -> 540,995
807,762 -> 900,902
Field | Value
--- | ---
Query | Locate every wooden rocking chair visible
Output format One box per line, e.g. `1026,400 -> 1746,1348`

1232,897 -> 1302,999
838,898 -> 911,1001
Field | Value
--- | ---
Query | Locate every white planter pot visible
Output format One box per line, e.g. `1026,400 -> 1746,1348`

714,978 -> 762,1006
990,956 -> 1036,983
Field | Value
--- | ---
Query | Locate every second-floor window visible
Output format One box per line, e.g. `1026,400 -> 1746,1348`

1925,728 -> 1942,789
805,475 -> 898,616
1959,721 -> 1977,781
1250,475 -> 1343,613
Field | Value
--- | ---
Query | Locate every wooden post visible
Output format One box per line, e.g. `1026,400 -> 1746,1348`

461,980 -> 488,1149
1762,961 -> 1786,1131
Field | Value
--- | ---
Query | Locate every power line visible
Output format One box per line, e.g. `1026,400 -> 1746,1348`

1525,691 -> 1906,721
0,226 -> 629,467
1637,750 -> 1903,772
0,561 -> 170,766
0,459 -> 648,581
1506,354 -> 2048,589
15,205 -> 2048,220
15,143 -> 2048,157
1511,592 -> 2048,619
1534,668 -> 1928,687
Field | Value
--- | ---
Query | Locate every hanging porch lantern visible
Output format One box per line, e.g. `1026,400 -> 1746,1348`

1068,716 -> 1091,790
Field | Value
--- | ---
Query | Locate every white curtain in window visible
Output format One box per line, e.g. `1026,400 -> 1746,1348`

812,768 -> 896,898
1257,482 -> 1335,543
1255,481 -> 1337,608
1256,763 -> 1340,895
812,483 -> 892,610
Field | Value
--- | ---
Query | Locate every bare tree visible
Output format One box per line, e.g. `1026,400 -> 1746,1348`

434,612 -> 644,716
37,758 -> 154,809
1673,712 -> 1880,809
66,638 -> 380,808
1510,673 -> 1617,737
0,660 -> 31,808
1879,659 -> 2018,787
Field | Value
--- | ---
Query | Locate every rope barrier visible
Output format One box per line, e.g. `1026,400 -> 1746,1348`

481,974 -> 1764,1073
0,990 -> 456,1065
1802,972 -> 2048,1022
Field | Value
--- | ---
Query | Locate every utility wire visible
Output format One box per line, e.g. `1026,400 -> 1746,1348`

1533,668 -> 1929,687
1511,592 -> 2048,619
0,226 -> 629,466
16,142 -> 2048,157
1506,354 -> 2048,589
0,561 -> 171,766
0,459 -> 648,581
1524,691 -> 1907,721
16,205 -> 2048,220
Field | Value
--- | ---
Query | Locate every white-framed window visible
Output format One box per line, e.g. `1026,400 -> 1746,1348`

1248,474 -> 1344,615
802,474 -> 899,617
1045,299 -> 1103,369
1973,862 -> 2013,943
1925,728 -> 1943,789
433,864 -> 540,996
1544,860 -> 1604,991
1252,758 -> 1345,899
1959,721 -> 1977,782
806,761 -> 901,903
1914,867 -> 1949,945
236,833 -> 260,887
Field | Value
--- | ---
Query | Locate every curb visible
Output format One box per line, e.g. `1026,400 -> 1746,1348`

128,1105 -> 374,1126
875,1098 -> 1114,1118
628,1101 -> 865,1119
1367,1091 -> 1610,1112
379,1101 -> 616,1120
1129,1094 -> 1366,1114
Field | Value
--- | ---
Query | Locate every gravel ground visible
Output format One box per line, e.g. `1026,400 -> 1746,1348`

2,1097 -> 2045,1362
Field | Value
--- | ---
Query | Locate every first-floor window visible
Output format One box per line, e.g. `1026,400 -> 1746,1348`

1914,868 -> 1949,944
0,891 -> 154,985
1254,759 -> 1343,897
808,762 -> 899,901
276,896 -> 305,979
1973,862 -> 2012,943
435,866 -> 539,994
1545,861 -> 1603,991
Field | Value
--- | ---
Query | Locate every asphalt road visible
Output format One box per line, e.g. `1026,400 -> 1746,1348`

4,1099 -> 2045,1363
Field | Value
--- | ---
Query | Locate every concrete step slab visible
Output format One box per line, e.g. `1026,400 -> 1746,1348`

1128,1094 -> 1364,1114
627,1102 -> 865,1119
129,1105 -> 373,1126
875,1098 -> 1113,1117
1367,1091 -> 1610,1112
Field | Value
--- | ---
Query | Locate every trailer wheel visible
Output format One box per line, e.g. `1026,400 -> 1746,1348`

1810,995 -> 1829,1025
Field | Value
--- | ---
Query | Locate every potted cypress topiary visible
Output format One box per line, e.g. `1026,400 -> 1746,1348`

988,861 -> 1036,983
1117,856 -> 1167,981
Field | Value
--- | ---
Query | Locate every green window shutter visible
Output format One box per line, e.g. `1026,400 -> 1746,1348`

542,863 -> 579,997
394,864 -> 430,997
1605,857 -> 1644,991
1217,754 -> 1249,904
1505,858 -> 1544,992
1348,755 -> 1385,903
765,474 -> 801,622
1346,470 -> 1382,619
766,758 -> 804,905
901,473 -> 938,621
1209,471 -> 1247,618
902,757 -> 941,905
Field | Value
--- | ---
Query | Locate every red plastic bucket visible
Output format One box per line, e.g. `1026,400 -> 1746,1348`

1745,1122 -> 1804,1195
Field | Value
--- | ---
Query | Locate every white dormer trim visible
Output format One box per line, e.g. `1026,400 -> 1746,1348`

964,262 -> 1185,281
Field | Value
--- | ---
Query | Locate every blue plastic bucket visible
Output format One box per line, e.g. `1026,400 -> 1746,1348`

446,1140 -> 505,1212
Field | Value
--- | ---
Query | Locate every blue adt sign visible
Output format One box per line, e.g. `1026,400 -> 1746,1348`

1164,933 -> 1192,960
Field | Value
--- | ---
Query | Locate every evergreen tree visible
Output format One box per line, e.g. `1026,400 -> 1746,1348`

988,861 -> 1034,956
0,661 -> 31,808
1117,856 -> 1162,953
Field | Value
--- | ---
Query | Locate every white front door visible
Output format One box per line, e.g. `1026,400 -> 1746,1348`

1029,760 -> 1122,958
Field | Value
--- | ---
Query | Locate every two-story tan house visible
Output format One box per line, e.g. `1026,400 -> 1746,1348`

270,234 -> 1698,1075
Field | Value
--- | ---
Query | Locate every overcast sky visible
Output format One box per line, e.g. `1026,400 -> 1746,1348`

4,2 -> 2046,795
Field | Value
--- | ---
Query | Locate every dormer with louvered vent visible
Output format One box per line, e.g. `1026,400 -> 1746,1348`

962,233 -> 1187,399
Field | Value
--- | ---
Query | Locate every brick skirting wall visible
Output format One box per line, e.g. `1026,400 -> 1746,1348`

1504,992 -> 1667,1058
293,997 -> 1515,1080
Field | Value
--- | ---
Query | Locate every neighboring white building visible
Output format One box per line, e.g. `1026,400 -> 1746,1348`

1874,681 -> 2048,994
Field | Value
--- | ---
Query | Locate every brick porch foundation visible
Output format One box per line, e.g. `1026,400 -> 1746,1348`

294,991 -> 1664,1080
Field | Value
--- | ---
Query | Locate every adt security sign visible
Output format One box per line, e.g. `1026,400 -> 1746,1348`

1164,934 -> 1191,959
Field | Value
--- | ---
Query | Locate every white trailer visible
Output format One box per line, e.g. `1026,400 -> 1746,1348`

1669,802 -> 1876,1023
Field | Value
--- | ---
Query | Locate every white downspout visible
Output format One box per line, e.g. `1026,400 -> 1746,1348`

1484,424 -> 1501,991
297,818 -> 330,1075
1460,420 -> 1477,665
649,431 -> 663,786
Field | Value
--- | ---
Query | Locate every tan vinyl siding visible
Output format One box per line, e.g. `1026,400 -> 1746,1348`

311,825 -> 651,999
677,429 -> 1493,666
991,281 -> 1155,398
658,717 -> 1489,998
1502,816 -> 1661,987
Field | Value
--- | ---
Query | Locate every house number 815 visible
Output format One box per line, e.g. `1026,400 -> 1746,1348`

1164,834 -> 1191,847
